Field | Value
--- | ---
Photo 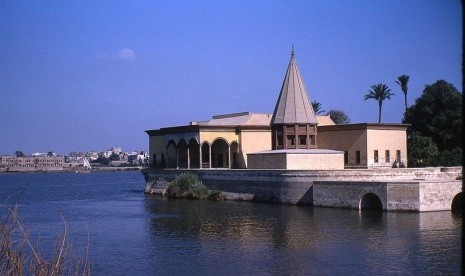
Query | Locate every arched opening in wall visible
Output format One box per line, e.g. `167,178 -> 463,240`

201,142 -> 210,168
211,138 -> 229,168
166,140 -> 177,168
230,141 -> 239,169
177,139 -> 188,168
189,138 -> 200,168
451,192 -> 463,213
359,193 -> 383,211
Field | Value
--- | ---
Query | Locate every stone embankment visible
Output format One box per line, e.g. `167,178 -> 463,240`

142,167 -> 462,211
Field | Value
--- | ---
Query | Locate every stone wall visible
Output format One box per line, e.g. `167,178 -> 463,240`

247,152 -> 287,169
312,180 -> 462,211
419,181 -> 463,211
143,169 -> 315,204
313,181 -> 388,209
142,166 -> 462,211
386,182 -> 420,211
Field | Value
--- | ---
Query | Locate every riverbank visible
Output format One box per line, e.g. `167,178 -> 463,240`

0,166 -> 145,174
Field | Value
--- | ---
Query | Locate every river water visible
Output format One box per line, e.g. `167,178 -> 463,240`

0,171 -> 461,275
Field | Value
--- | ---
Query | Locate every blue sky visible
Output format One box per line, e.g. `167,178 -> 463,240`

0,1 -> 461,155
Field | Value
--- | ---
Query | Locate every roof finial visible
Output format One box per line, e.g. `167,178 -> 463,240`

291,45 -> 295,57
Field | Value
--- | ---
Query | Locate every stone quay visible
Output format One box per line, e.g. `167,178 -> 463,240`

142,166 -> 462,212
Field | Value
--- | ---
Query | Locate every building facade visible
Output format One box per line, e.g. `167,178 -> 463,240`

0,156 -> 64,172
146,50 -> 408,169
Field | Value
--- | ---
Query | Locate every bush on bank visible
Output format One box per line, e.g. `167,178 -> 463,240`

166,173 -> 223,200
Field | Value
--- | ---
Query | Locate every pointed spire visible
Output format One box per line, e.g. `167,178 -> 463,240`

271,48 -> 318,125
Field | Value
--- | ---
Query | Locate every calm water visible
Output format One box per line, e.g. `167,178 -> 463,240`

0,172 -> 461,275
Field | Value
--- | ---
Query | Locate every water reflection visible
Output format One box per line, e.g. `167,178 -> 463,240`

144,195 -> 462,275
144,195 -> 322,249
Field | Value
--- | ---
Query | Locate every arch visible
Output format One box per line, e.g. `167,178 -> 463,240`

211,138 -> 229,168
201,142 -> 210,169
230,141 -> 239,169
189,138 -> 200,169
451,192 -> 463,213
177,139 -> 188,168
359,193 -> 383,211
166,140 -> 177,168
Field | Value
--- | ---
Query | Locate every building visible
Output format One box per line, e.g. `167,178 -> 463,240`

0,155 -> 64,172
146,49 -> 408,169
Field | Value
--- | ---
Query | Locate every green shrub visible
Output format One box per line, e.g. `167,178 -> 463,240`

166,173 -> 222,200
207,190 -> 224,200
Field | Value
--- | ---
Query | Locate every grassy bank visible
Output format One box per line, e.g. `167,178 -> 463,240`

166,173 -> 223,200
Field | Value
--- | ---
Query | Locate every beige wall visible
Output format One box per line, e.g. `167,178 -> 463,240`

287,153 -> 344,170
199,130 -> 238,145
247,151 -> 344,170
318,127 -> 407,168
367,129 -> 407,167
318,129 -> 368,167
239,130 -> 272,168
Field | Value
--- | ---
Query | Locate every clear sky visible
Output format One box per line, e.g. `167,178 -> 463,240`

0,1 -> 461,155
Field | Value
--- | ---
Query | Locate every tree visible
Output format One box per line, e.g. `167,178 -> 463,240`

407,132 -> 439,167
109,153 -> 120,161
92,155 -> 109,166
364,83 -> 394,123
403,80 -> 462,166
14,151 -> 25,157
395,74 -> 410,114
327,109 -> 351,125
311,101 -> 325,115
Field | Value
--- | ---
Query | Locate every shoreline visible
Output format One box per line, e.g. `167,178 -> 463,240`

0,166 -> 145,174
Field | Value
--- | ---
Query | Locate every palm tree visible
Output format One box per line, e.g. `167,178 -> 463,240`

364,83 -> 394,123
395,74 -> 410,114
311,101 -> 325,115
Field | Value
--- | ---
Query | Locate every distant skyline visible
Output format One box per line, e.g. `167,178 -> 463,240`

0,1 -> 461,155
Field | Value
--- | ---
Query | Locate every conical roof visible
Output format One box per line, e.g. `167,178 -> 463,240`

271,48 -> 318,125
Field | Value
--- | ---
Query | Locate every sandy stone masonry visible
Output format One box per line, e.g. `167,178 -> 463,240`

143,166 -> 462,211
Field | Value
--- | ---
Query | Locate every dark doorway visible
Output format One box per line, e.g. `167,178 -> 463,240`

189,138 -> 200,168
217,154 -> 223,168
211,139 -> 229,168
201,142 -> 210,168
451,192 -> 463,213
356,151 -> 361,165
360,193 -> 383,210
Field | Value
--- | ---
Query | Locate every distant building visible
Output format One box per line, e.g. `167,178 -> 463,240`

86,151 -> 99,161
1,155 -> 64,172
145,49 -> 408,169
128,151 -> 148,165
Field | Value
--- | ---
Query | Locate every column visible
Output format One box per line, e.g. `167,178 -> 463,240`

209,144 -> 212,169
176,147 -> 179,169
283,125 -> 287,150
228,144 -> 231,169
164,147 -> 167,168
187,147 -> 190,169
199,144 -> 203,169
